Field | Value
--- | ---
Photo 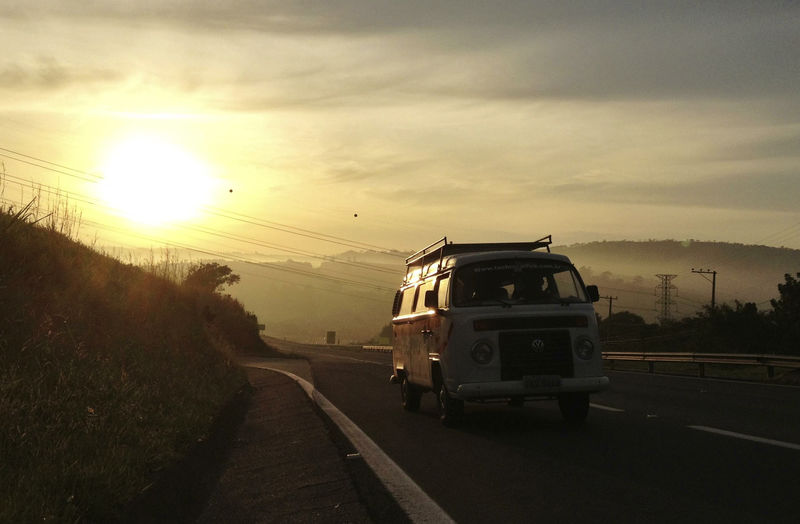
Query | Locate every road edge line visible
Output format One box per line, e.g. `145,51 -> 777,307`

688,425 -> 800,451
264,367 -> 455,524
590,403 -> 625,412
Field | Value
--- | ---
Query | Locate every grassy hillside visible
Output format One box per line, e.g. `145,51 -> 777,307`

0,203 -> 266,522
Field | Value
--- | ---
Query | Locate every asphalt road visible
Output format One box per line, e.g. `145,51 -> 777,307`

267,340 -> 800,523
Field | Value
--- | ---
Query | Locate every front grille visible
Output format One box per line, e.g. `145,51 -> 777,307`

499,330 -> 573,380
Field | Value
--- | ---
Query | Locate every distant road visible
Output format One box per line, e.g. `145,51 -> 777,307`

264,338 -> 800,523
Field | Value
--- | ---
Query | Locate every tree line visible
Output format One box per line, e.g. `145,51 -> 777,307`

601,273 -> 800,355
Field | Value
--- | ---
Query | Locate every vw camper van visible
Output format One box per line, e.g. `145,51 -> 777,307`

390,236 -> 609,425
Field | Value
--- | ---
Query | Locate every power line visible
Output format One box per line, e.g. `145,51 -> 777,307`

0,146 -> 103,180
203,205 -> 402,254
76,217 -> 398,292
599,295 -> 618,318
233,268 -> 390,304
0,190 -> 399,293
0,152 -> 100,184
0,146 -> 405,255
691,267 -> 717,309
0,170 -> 402,277
599,285 -> 655,296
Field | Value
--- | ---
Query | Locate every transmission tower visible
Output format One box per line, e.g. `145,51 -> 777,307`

655,274 -> 678,324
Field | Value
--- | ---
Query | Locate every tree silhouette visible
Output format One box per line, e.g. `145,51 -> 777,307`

183,262 -> 240,294
770,273 -> 800,352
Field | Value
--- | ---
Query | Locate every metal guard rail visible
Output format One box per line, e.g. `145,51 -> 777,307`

602,351 -> 800,378
363,347 -> 799,377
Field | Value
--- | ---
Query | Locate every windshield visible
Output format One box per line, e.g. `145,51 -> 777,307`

452,259 -> 588,307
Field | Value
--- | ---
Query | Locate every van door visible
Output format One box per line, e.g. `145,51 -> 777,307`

411,277 -> 438,388
392,285 -> 418,379
422,273 -> 450,389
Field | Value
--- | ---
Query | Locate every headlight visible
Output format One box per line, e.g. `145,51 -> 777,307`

470,340 -> 494,365
574,337 -> 595,360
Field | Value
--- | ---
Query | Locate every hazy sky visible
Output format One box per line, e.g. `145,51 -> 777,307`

2,1 -> 799,256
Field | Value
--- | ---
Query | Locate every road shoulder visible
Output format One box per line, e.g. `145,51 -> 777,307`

197,367 -> 373,522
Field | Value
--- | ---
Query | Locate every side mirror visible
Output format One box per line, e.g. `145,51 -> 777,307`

424,289 -> 438,309
586,285 -> 600,303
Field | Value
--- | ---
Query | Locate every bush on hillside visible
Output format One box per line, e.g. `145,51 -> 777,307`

182,262 -> 266,355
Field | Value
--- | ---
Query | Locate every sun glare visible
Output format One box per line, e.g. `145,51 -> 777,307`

98,136 -> 215,226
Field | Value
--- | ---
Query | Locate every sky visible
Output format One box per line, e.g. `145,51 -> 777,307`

2,1 -> 799,259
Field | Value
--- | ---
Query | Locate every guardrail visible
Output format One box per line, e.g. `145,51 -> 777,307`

602,351 -> 800,378
359,346 -> 800,378
362,345 -> 393,353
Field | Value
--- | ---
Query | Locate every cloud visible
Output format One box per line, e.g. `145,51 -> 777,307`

0,57 -> 121,91
534,169 -> 800,213
4,2 -> 797,105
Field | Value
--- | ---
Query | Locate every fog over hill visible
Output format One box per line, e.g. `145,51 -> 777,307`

171,240 -> 800,343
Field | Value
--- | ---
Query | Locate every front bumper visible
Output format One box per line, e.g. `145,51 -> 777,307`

455,376 -> 609,400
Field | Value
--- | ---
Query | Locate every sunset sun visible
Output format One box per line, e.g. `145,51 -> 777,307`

98,136 -> 215,226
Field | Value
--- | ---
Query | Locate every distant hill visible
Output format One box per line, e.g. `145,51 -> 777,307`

222,240 -> 800,341
557,240 -> 800,322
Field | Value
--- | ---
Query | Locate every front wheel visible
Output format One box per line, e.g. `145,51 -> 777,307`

400,376 -> 421,412
558,392 -> 589,425
438,382 -> 464,427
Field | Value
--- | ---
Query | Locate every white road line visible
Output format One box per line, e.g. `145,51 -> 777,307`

288,349 -> 387,366
688,425 -> 800,451
334,354 -> 389,365
590,403 -> 625,412
265,367 -> 455,524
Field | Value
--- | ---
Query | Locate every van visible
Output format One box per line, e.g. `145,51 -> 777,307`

390,236 -> 609,425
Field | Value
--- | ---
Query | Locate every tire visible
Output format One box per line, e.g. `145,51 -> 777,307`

437,382 -> 464,427
400,376 -> 421,412
558,392 -> 589,425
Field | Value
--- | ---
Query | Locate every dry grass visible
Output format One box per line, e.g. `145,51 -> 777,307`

0,187 -> 256,522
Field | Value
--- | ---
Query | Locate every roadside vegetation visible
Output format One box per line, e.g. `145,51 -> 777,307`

599,273 -> 800,355
599,275 -> 800,383
0,193 -> 270,522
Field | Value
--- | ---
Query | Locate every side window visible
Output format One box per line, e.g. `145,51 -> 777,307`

391,290 -> 402,316
398,286 -> 416,316
437,274 -> 450,308
414,278 -> 436,314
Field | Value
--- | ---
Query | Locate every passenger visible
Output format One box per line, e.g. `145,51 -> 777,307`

473,280 -> 508,302
514,273 -> 553,302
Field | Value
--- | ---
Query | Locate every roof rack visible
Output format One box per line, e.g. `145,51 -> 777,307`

404,235 -> 552,283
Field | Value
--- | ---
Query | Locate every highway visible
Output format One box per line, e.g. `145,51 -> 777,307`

265,339 -> 800,523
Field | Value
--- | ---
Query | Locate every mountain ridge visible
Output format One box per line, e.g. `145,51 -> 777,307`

222,238 -> 800,342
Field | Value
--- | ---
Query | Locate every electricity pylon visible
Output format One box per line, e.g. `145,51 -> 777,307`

655,274 -> 678,324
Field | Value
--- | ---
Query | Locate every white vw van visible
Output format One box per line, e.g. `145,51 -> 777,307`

390,236 -> 609,425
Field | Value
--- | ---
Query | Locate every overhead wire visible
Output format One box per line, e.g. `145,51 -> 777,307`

0,187 -> 398,293
0,166 -> 404,277
76,216 -> 398,292
0,146 -> 405,256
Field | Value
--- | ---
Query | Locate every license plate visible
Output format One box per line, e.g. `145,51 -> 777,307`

523,375 -> 561,388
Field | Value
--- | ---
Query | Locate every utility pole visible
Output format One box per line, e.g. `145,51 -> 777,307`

600,295 -> 618,341
600,295 -> 618,319
655,274 -> 678,324
691,268 -> 717,310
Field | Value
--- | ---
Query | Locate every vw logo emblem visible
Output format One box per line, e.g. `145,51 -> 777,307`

531,339 -> 545,352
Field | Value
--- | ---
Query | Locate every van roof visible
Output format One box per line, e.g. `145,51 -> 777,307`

403,235 -> 560,284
